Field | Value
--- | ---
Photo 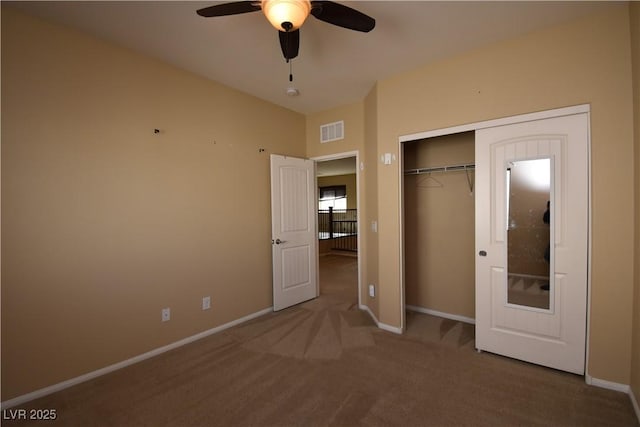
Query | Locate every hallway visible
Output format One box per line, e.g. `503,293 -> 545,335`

319,253 -> 358,304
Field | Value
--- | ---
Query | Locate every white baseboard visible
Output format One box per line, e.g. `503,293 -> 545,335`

1,307 -> 273,410
585,375 -> 630,393
378,322 -> 403,334
360,303 -> 379,324
406,304 -> 476,325
359,304 -> 403,334
586,375 -> 640,423
629,387 -> 640,424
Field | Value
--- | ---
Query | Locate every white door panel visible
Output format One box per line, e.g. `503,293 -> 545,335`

476,113 -> 588,374
271,154 -> 318,311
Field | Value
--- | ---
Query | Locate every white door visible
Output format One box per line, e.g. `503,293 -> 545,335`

270,154 -> 318,311
475,113 -> 589,374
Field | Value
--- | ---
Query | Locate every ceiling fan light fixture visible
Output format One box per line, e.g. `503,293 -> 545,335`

262,0 -> 311,31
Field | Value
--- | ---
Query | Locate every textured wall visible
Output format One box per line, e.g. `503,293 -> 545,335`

629,0 -> 640,408
373,4 -> 635,384
1,8 -> 305,400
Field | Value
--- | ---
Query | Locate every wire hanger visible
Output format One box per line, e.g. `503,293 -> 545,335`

417,173 -> 443,188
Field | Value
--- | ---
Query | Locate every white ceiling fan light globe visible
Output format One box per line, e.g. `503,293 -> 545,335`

262,0 -> 311,31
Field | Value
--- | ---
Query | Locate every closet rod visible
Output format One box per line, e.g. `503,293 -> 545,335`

404,163 -> 475,175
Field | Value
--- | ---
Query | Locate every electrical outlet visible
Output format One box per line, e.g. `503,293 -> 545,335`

161,307 -> 170,322
202,296 -> 211,310
368,284 -> 375,298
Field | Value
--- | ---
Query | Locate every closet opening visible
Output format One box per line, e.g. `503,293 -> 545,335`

402,131 -> 476,341
398,105 -> 590,373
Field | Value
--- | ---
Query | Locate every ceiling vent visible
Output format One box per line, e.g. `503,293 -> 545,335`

320,120 -> 344,143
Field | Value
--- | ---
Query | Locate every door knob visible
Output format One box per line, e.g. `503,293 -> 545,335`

273,238 -> 286,245
479,250 -> 487,256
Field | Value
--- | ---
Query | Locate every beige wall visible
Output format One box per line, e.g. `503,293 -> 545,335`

305,102 -> 377,311
3,1 -> 640,404
363,88 -> 379,319
317,174 -> 357,210
630,0 -> 640,407
1,8 -> 305,400
306,102 -> 364,157
403,133 -> 475,318
371,3 -> 635,384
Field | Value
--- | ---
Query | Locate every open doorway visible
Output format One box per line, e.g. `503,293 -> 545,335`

314,153 -> 360,308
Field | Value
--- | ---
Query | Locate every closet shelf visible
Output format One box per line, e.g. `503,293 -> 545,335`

404,163 -> 475,175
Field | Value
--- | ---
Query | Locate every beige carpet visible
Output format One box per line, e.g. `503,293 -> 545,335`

4,254 -> 638,426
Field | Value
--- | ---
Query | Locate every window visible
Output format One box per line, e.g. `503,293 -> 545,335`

319,185 -> 347,210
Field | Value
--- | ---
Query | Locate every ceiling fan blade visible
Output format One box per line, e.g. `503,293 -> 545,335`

196,1 -> 261,18
310,1 -> 375,33
279,29 -> 300,61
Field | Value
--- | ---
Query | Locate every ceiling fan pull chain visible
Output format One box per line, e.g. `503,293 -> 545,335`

289,59 -> 293,82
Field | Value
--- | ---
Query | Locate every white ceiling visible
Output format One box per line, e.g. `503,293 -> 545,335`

9,1 -> 611,114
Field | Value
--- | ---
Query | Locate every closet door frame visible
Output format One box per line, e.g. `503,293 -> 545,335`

398,104 -> 591,376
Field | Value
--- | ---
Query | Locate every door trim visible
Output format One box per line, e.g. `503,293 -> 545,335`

398,104 -> 591,378
399,104 -> 590,142
311,151 -> 362,310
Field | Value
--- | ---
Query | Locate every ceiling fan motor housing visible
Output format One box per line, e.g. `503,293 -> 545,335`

197,0 -> 375,62
262,0 -> 311,31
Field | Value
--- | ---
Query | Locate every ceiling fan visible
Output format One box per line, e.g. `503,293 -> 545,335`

196,1 -> 375,62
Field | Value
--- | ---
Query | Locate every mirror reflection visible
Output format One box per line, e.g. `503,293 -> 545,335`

506,158 -> 551,310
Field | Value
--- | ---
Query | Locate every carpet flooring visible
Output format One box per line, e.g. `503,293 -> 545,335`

4,254 -> 638,426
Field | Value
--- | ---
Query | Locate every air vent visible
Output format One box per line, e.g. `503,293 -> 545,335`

320,120 -> 344,143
